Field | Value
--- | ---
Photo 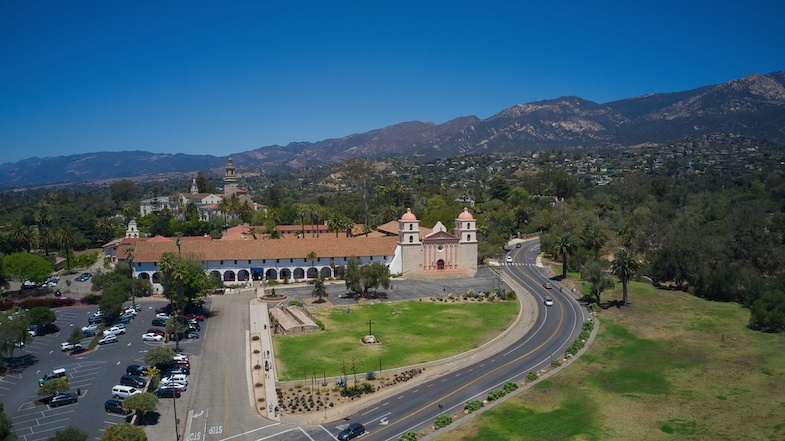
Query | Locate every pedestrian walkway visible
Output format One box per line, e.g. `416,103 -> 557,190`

249,298 -> 279,421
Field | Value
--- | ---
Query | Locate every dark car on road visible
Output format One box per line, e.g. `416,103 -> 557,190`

337,423 -> 365,440
104,399 -> 130,414
49,393 -> 78,407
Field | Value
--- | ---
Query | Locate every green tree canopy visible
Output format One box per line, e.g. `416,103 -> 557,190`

0,402 -> 18,441
0,308 -> 31,358
2,252 -> 53,284
750,290 -> 785,330
99,424 -> 147,441
28,307 -> 56,328
144,346 -> 175,367
38,377 -> 69,396
122,392 -> 158,424
48,426 -> 88,441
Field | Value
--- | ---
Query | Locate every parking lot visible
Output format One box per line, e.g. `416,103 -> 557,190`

1,298 -> 205,440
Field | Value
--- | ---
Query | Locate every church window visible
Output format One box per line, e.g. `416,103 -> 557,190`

290,259 -> 293,263
409,224 -> 413,231
248,260 -> 251,264
234,260 -> 237,265
468,234 -> 472,241
409,236 -> 413,243
220,261 -> 224,265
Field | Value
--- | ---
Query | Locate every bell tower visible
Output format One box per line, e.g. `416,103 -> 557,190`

224,157 -> 238,197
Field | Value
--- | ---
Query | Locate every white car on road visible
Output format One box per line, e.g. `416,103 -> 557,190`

103,325 -> 126,336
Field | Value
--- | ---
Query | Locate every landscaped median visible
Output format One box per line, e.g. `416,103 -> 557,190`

268,293 -> 520,418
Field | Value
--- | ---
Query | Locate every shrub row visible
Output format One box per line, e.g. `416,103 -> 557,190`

2,297 -> 77,310
565,320 -> 594,357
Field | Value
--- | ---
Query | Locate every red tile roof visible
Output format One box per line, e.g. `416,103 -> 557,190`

129,236 -> 398,263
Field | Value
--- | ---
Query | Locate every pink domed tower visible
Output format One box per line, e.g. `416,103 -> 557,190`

455,208 -> 478,273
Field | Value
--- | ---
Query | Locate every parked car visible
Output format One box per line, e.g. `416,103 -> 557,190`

39,368 -> 67,386
49,393 -> 78,407
104,399 -> 130,414
156,304 -> 173,314
75,273 -> 91,282
88,315 -> 107,325
114,316 -> 132,325
158,380 -> 187,391
81,324 -> 98,333
544,296 -> 554,306
142,333 -> 163,342
120,374 -> 146,388
185,313 -> 205,322
98,334 -> 119,345
151,318 -> 167,327
111,385 -> 142,399
337,423 -> 366,440
126,364 -> 149,376
184,331 -> 200,339
155,313 -> 171,320
146,328 -> 166,337
60,342 -> 82,352
103,325 -> 126,336
156,387 -> 181,398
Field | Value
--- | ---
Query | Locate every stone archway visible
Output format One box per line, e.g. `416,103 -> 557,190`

238,269 -> 250,282
223,271 -> 236,282
209,270 -> 221,280
293,268 -> 305,280
265,269 -> 278,281
306,268 -> 319,279
280,268 -> 291,280
151,272 -> 160,283
320,267 -> 332,279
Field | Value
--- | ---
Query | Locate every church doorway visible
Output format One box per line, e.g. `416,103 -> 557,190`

437,259 -> 445,270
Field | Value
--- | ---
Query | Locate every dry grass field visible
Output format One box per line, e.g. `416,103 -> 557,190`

435,282 -> 785,441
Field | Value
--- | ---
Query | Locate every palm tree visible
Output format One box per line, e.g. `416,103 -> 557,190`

56,226 -> 78,274
617,224 -> 637,249
611,249 -> 640,306
306,251 -> 318,278
327,212 -> 343,238
97,218 -> 115,244
39,227 -> 54,256
550,233 -> 576,279
582,224 -> 607,260
10,221 -> 35,252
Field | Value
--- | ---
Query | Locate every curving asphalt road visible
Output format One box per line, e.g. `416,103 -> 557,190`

160,238 -> 587,441
333,238 -> 587,441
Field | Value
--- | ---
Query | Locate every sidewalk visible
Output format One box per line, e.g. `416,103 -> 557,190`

249,297 -> 279,421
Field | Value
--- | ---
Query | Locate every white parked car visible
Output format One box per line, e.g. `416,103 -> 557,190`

159,379 -> 187,391
98,334 -> 119,345
103,326 -> 126,336
81,324 -> 98,333
155,313 -> 171,320
123,307 -> 138,316
142,333 -> 163,342
60,342 -> 82,351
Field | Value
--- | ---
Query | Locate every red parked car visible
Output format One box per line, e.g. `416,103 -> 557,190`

146,328 -> 166,337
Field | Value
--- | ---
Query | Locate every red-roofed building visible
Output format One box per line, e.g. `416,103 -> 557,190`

115,208 -> 477,294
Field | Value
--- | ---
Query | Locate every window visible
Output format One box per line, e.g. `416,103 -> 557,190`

370,256 -> 373,261
409,224 -> 413,231
234,260 -> 237,264
409,236 -> 413,243
220,260 -> 224,265
317,258 -> 321,262
276,259 -> 280,264
263,259 -> 266,264
248,260 -> 251,264
290,259 -> 293,263
468,234 -> 472,241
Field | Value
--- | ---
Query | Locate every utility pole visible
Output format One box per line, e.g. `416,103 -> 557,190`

127,248 -> 135,306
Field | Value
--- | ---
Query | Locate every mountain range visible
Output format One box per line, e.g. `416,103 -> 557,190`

3,71 -> 784,189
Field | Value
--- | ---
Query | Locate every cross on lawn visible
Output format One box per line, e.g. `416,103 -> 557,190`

367,319 -> 374,335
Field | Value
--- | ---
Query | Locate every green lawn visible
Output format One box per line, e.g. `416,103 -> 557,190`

436,282 -> 785,441
273,300 -> 519,381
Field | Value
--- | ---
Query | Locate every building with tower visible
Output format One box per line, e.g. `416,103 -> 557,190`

109,208 -> 478,293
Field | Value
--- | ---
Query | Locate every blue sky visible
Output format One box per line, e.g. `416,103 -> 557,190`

1,1 -> 783,164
